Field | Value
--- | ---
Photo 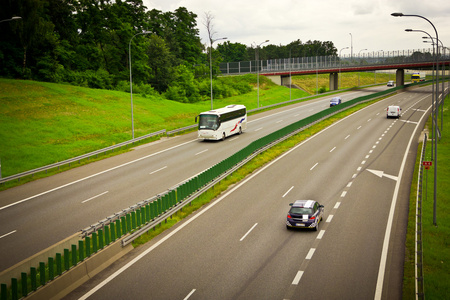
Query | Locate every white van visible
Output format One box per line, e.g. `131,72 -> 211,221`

387,105 -> 401,118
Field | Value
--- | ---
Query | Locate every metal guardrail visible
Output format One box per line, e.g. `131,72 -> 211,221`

416,133 -> 427,299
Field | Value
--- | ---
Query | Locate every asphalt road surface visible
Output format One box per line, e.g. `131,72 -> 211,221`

65,86 -> 432,299
0,86 -> 391,271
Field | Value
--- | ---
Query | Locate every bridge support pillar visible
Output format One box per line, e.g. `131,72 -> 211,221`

396,69 -> 404,86
329,73 -> 338,90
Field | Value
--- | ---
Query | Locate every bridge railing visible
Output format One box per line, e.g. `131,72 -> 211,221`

220,48 -> 450,75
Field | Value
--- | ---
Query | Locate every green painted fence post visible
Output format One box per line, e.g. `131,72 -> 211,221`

121,216 -> 127,234
48,257 -> 54,281
21,272 -> 27,297
39,262 -> 46,286
71,244 -> 77,266
131,211 -> 136,229
85,237 -> 91,257
78,240 -> 84,261
146,204 -> 150,222
126,214 -> 131,232
30,267 -> 37,291
110,222 -> 116,241
1,283 -> 7,300
104,226 -> 110,245
116,219 -> 122,238
64,249 -> 70,271
98,230 -> 104,249
56,253 -> 62,276
136,210 -> 141,227
92,232 -> 98,253
11,278 -> 17,300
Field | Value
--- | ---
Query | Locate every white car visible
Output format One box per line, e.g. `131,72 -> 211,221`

387,80 -> 394,87
387,105 -> 401,118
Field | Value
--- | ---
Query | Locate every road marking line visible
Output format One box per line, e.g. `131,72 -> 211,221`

276,120 -> 283,123
306,248 -> 315,259
254,127 -> 263,131
82,191 -> 109,204
317,230 -> 325,239
292,271 -> 304,285
334,202 -> 341,209
0,230 -> 17,239
195,149 -> 208,156
345,135 -> 351,140
240,223 -> 258,241
330,146 -> 336,152
341,191 -> 347,197
282,186 -> 294,198
357,126 -> 362,130
326,215 -> 333,223
347,182 -> 352,188
0,139 -> 198,212
183,289 -> 196,300
149,166 -> 167,174
310,163 -> 318,171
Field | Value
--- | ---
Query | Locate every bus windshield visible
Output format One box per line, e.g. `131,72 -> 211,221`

198,114 -> 220,130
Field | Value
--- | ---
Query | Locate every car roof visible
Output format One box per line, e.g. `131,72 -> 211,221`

331,97 -> 340,100
291,200 -> 316,208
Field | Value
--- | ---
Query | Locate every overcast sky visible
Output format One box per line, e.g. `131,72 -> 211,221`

143,0 -> 449,57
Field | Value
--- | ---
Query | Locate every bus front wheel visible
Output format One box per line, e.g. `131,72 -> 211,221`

222,133 -> 226,141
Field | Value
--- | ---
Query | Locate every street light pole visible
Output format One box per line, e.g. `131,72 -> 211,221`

209,37 -> 227,110
358,49 -> 367,86
256,40 -> 269,108
393,12 -> 439,226
129,31 -> 151,140
349,33 -> 353,60
0,16 -> 22,23
339,47 -> 348,89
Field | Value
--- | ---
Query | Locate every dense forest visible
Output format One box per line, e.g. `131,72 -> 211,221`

0,0 -> 337,102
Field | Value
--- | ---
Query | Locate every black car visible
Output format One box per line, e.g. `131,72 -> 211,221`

286,200 -> 324,231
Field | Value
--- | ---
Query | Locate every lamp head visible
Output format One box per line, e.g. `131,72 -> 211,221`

405,29 -> 412,32
391,12 -> 404,17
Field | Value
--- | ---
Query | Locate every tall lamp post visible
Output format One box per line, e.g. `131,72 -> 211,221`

209,37 -> 227,110
392,12 -> 439,226
256,40 -> 269,108
358,49 -> 367,86
129,31 -> 151,140
349,33 -> 353,60
0,16 -> 22,23
339,47 -> 348,89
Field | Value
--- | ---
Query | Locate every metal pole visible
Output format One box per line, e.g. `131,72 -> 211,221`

209,37 -> 227,110
256,40 -> 269,108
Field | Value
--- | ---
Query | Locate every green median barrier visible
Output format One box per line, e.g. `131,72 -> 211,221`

11,278 -> 17,300
110,222 -> 116,241
64,249 -> 70,270
39,262 -> 46,286
21,272 -> 27,297
30,267 -> 37,291
131,211 -> 136,230
126,214 -> 131,232
78,240 -> 84,261
98,230 -> 104,249
105,225 -> 111,245
85,237 -> 91,258
56,253 -> 62,276
116,219 -> 122,238
136,210 -> 141,228
121,216 -> 126,235
48,257 -> 54,280
71,244 -> 77,266
92,232 -> 98,253
1,283 -> 7,300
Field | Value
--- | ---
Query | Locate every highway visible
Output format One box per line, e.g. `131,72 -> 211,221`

0,87 -> 391,271
65,86 -> 432,299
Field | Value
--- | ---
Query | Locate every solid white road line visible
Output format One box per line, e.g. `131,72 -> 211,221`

195,149 -> 208,156
310,163 -> 318,171
282,186 -> 294,198
149,166 -> 167,174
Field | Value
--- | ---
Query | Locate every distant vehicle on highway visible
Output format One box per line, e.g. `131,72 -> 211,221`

411,72 -> 426,83
286,200 -> 324,231
387,80 -> 395,87
386,105 -> 402,118
195,104 -> 247,141
330,97 -> 342,107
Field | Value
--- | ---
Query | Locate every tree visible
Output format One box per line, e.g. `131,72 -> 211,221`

217,41 -> 250,62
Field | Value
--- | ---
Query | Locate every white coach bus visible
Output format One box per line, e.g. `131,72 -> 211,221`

195,105 -> 247,140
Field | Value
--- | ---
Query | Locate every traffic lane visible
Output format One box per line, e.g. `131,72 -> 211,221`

285,93 -> 431,299
67,168 -> 323,300
68,88 -> 404,299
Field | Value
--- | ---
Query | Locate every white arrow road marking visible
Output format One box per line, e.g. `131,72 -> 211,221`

367,169 -> 398,181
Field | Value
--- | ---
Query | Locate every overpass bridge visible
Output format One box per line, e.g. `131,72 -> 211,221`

219,48 -> 450,90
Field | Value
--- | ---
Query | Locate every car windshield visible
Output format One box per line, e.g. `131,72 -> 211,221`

290,207 -> 313,215
198,114 -> 219,130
